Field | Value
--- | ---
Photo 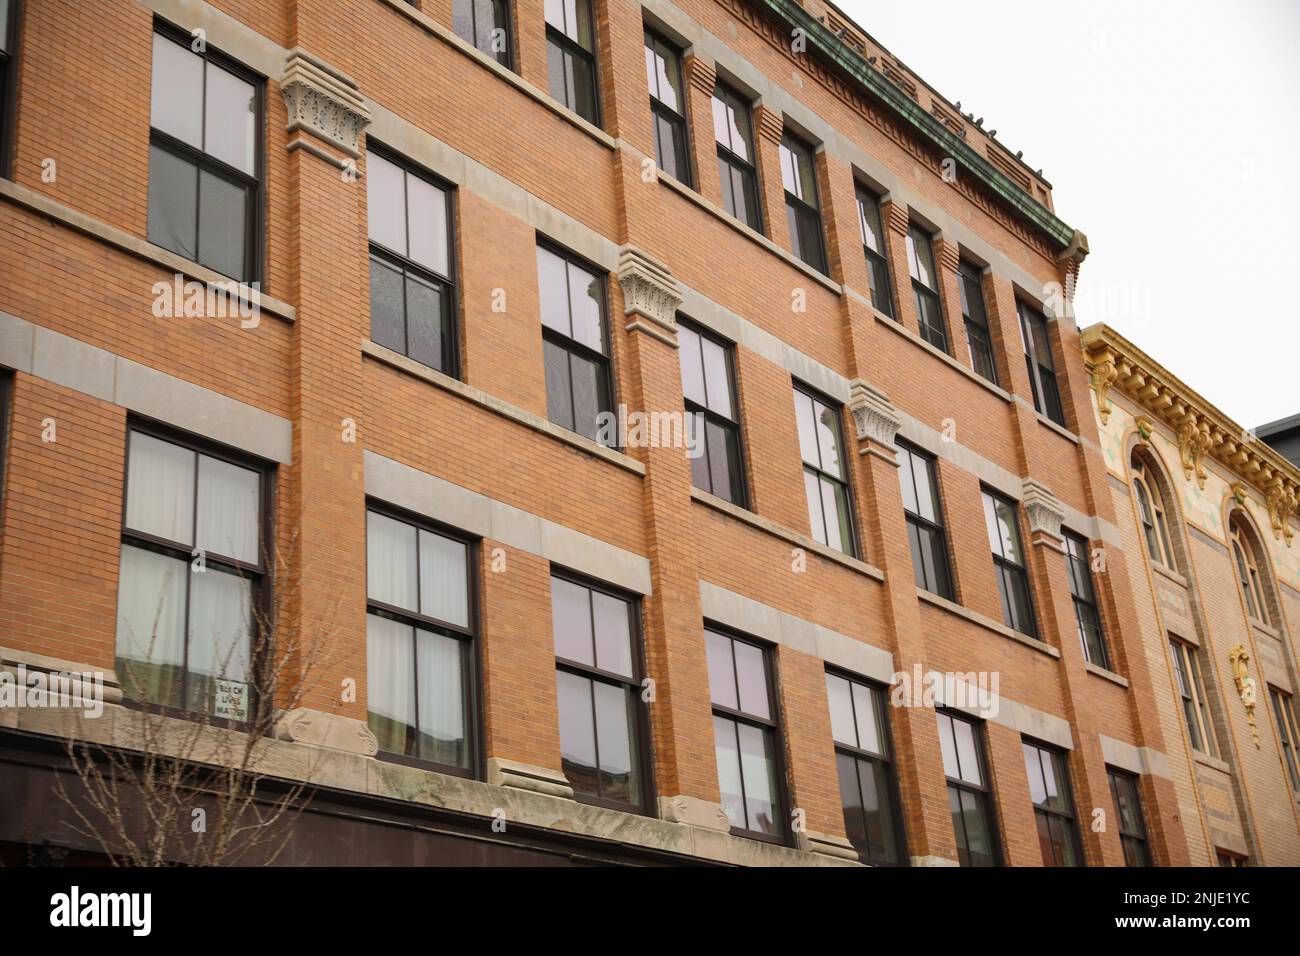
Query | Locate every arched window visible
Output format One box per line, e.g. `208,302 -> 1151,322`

1131,455 -> 1176,570
1230,515 -> 1270,626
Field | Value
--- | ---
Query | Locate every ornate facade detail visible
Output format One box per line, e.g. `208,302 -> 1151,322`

1134,415 -> 1153,444
1177,418 -> 1209,489
281,49 -> 371,158
1021,478 -> 1065,540
1089,349 -> 1118,424
848,380 -> 901,449
616,246 -> 681,345
274,707 -> 379,756
658,794 -> 732,832
1228,645 -> 1260,749
1230,481 -> 1248,507
1266,484 -> 1296,545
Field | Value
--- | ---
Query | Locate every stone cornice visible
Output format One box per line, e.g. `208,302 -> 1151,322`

1082,323 -> 1297,545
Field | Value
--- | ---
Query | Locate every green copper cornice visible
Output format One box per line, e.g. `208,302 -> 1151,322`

758,0 -> 1079,253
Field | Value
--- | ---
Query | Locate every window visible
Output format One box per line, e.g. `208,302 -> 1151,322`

794,385 -> 855,556
644,29 -> 690,185
779,132 -> 827,273
826,671 -> 906,864
982,490 -> 1036,637
537,244 -> 614,444
712,83 -> 761,232
0,0 -> 17,178
545,0 -> 599,125
1108,769 -> 1151,866
1230,517 -> 1270,625
679,320 -> 746,505
1064,529 -> 1108,668
937,711 -> 999,866
148,26 -> 261,281
452,0 -> 511,67
897,442 -> 953,600
1132,456 -> 1176,569
1018,301 -> 1065,426
856,186 -> 894,317
115,427 -> 267,719
365,509 -> 475,773
1023,740 -> 1082,866
958,261 -> 997,384
367,148 -> 457,375
1270,688 -> 1300,793
906,225 -> 946,352
1217,850 -> 1247,867
706,628 -> 785,841
552,574 -> 649,810
1170,639 -> 1217,757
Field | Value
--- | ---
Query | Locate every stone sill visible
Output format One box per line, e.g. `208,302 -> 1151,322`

1151,561 -> 1189,590
1193,750 -> 1232,775
916,588 -> 1061,659
870,308 -> 1012,404
0,178 -> 297,323
690,488 -> 885,582
1084,661 -> 1130,688
1251,619 -> 1281,641
1012,395 -> 1082,445
376,0 -> 616,151
362,341 -> 646,476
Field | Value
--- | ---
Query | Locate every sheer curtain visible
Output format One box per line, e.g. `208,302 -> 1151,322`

417,529 -> 467,626
366,614 -> 415,755
125,432 -> 194,544
366,512 -> 417,610
416,628 -> 465,767
196,455 -> 260,564
186,567 -> 251,715
116,545 -> 187,708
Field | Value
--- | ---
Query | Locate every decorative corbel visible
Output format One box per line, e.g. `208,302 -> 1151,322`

1135,415 -> 1153,445
1228,645 -> 1260,749
1229,481 -> 1248,508
1177,417 -> 1208,489
281,49 -> 371,159
848,380 -> 901,454
1089,350 -> 1119,425
616,246 -> 682,348
1021,478 -> 1066,542
1265,484 -> 1296,546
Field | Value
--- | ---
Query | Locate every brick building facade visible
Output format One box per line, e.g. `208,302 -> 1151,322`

0,0 -> 1293,866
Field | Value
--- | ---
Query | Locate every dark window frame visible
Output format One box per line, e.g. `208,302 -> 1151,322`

706,623 -> 792,845
452,0 -> 513,69
1229,516 -> 1270,626
544,0 -> 601,126
366,142 -> 461,378
855,184 -> 894,318
0,0 -> 20,179
1170,637 -> 1217,758
1107,767 -> 1152,866
550,568 -> 656,815
1269,686 -> 1300,794
148,19 -> 265,283
1063,528 -> 1109,669
937,709 -> 1002,867
712,81 -> 762,233
643,27 -> 691,187
826,667 -> 909,865
1017,299 -> 1065,427
779,131 -> 828,274
793,380 -> 859,558
982,488 -> 1038,639
1023,738 -> 1084,867
957,259 -> 997,385
537,238 -> 617,447
906,224 -> 947,352
1132,456 -> 1177,571
678,318 -> 748,507
364,499 -> 482,780
117,417 -> 275,730
897,440 -> 954,601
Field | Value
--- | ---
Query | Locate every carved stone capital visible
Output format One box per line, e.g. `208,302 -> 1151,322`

848,379 -> 901,449
486,757 -> 574,799
657,794 -> 731,831
281,49 -> 371,158
617,245 -> 682,346
1021,478 -> 1065,540
273,707 -> 379,756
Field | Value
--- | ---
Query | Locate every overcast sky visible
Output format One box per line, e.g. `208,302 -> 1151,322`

835,0 -> 1299,428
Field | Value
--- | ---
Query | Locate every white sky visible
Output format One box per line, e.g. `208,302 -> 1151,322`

834,0 -> 1300,428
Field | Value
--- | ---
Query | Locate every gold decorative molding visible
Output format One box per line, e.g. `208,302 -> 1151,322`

1177,418 -> 1209,490
1089,350 -> 1119,424
1229,481 -> 1248,507
1135,415 -> 1153,445
1228,645 -> 1260,749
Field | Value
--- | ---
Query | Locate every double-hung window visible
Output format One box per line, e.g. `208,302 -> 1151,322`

706,628 -> 785,841
906,225 -> 946,352
115,427 -> 267,720
826,671 -> 906,864
552,574 -> 649,810
1018,301 -> 1065,426
537,244 -> 613,444
982,490 -> 1036,637
1064,529 -> 1109,668
0,0 -> 17,177
1132,458 -> 1176,569
367,148 -> 457,375
856,186 -> 894,317
780,132 -> 827,274
958,260 -> 997,384
937,711 -> 999,866
148,26 -> 261,281
365,509 -> 476,773
1107,768 -> 1151,866
1023,740 -> 1083,866
545,0 -> 599,125
898,442 -> 953,600
794,385 -> 855,556
452,0 -> 511,67
712,83 -> 761,231
1269,688 -> 1300,793
679,320 -> 746,506
1170,638 -> 1217,757
644,29 -> 690,185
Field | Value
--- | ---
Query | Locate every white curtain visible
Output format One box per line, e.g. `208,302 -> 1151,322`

417,530 -> 467,627
416,629 -> 465,766
187,568 -> 251,684
196,455 -> 260,564
366,512 -> 417,611
366,614 -> 415,754
126,432 -> 194,545
116,545 -> 187,705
